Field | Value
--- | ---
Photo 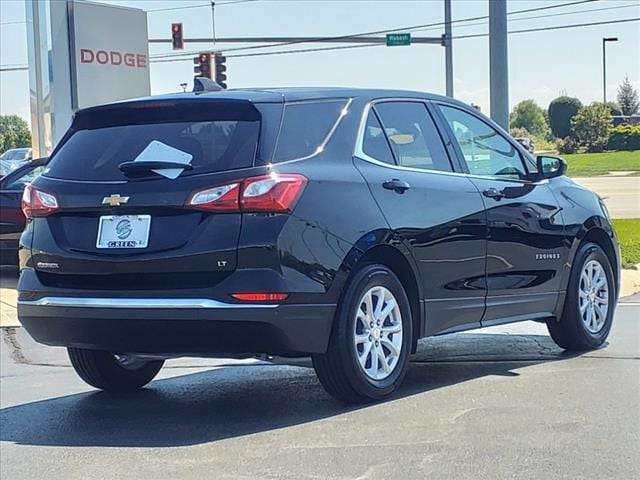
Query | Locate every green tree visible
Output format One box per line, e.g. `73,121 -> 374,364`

593,101 -> 622,116
509,99 -> 548,137
0,115 -> 31,153
548,96 -> 582,139
571,104 -> 612,152
617,76 -> 640,115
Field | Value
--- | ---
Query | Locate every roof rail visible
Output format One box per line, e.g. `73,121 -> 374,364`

193,77 -> 224,93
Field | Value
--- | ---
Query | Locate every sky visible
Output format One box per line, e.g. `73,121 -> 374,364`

1,0 -> 639,125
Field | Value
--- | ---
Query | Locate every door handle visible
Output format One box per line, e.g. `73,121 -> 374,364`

382,179 -> 411,194
482,187 -> 505,200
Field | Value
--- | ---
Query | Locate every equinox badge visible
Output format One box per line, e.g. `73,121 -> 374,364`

102,194 -> 130,206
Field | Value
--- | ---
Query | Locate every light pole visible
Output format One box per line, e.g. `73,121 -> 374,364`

602,37 -> 618,104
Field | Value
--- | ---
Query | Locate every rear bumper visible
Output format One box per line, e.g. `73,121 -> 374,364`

18,296 -> 335,356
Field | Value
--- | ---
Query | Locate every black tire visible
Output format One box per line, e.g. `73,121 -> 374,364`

547,242 -> 616,351
312,264 -> 413,404
68,348 -> 164,392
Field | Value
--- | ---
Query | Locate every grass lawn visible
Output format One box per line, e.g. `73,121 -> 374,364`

612,219 -> 640,269
559,150 -> 640,177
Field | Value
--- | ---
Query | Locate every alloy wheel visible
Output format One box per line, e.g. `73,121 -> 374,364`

578,259 -> 609,334
353,286 -> 403,381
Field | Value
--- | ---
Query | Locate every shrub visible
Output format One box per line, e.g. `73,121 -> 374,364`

548,96 -> 582,139
608,124 -> 640,151
571,104 -> 612,153
509,127 -> 531,138
556,136 -> 578,154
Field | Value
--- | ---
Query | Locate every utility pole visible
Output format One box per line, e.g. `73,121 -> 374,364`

444,0 -> 453,97
489,0 -> 509,130
602,37 -> 618,104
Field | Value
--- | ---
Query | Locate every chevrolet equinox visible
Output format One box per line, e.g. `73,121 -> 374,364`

17,88 -> 620,403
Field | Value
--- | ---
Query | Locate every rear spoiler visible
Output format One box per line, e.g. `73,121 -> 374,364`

72,98 -> 261,130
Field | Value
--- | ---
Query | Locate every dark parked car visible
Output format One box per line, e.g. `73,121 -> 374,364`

0,158 -> 48,265
17,88 -> 619,403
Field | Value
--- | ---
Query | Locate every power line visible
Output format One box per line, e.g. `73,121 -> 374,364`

151,0 -> 638,59
412,2 -> 639,34
148,0 -> 600,60
149,15 -> 640,63
146,0 -> 258,13
3,1 -> 635,70
454,16 -> 640,40
152,43 -> 379,63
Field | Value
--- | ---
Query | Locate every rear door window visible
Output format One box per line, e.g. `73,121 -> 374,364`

273,100 -> 348,162
373,102 -> 452,172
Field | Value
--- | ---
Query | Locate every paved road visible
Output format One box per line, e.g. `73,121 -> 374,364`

573,176 -> 640,218
1,305 -> 638,480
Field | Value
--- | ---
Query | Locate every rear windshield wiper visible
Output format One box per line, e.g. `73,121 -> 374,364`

118,161 -> 194,175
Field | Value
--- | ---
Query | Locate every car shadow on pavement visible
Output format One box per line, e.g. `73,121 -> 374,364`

0,333 -> 580,448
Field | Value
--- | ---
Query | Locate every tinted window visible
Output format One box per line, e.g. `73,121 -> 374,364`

374,102 -> 451,172
45,120 -> 260,181
439,105 -> 527,179
362,110 -> 395,165
273,100 -> 348,162
5,166 -> 45,190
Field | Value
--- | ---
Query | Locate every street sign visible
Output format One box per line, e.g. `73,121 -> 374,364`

386,33 -> 411,46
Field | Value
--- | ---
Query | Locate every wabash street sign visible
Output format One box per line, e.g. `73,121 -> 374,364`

386,33 -> 411,46
70,1 -> 150,109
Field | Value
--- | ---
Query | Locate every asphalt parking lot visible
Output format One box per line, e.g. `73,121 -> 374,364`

1,268 -> 639,480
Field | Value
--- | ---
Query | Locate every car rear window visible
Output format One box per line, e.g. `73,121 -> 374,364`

45,120 -> 260,181
273,100 -> 348,162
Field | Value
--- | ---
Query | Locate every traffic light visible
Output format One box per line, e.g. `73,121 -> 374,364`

194,52 -> 212,79
214,53 -> 227,89
171,23 -> 184,50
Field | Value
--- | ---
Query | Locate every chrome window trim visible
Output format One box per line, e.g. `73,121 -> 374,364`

18,297 -> 280,309
272,97 -> 354,163
353,98 -> 548,186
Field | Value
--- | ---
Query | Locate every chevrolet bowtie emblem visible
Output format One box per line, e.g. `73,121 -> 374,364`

102,194 -> 130,206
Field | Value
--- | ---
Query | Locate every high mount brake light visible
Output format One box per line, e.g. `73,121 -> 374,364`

22,184 -> 59,218
187,174 -> 307,213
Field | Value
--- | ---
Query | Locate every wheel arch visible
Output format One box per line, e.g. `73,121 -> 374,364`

334,233 -> 424,351
564,216 -> 620,297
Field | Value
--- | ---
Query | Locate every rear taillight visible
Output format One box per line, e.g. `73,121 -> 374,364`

187,173 -> 307,213
22,184 -> 59,218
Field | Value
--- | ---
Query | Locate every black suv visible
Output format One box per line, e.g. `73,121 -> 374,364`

18,88 -> 619,403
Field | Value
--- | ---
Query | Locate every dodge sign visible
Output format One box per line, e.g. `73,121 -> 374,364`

70,1 -> 150,109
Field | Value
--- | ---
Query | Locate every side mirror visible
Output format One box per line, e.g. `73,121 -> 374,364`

536,155 -> 567,179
